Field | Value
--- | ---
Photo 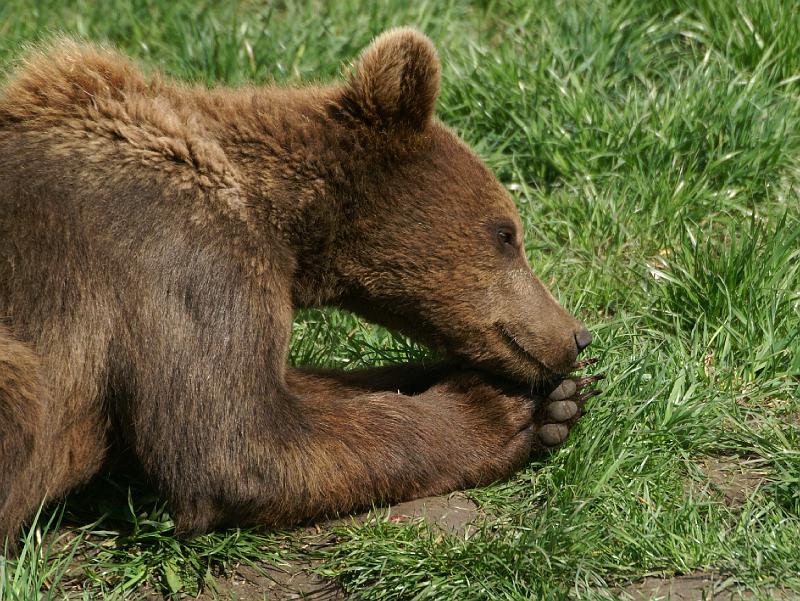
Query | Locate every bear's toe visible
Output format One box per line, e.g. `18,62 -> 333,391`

546,400 -> 579,422
538,423 -> 570,447
548,379 -> 577,401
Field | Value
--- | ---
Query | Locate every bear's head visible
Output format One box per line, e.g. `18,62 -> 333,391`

326,28 -> 591,385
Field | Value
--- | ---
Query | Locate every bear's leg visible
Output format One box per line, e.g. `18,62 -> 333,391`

291,361 -> 604,453
149,366 -> 601,534
290,361 -> 460,396
0,329 -> 44,549
0,327 -> 108,552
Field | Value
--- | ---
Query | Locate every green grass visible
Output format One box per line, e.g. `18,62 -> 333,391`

1,0 -> 799,599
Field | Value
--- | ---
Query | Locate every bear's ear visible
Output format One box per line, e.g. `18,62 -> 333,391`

339,28 -> 440,132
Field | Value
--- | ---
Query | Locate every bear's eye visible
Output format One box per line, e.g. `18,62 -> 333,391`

497,228 -> 514,247
489,221 -> 520,257
495,225 -> 517,250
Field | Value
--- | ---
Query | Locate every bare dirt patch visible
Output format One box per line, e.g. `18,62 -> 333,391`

191,494 -> 480,600
195,560 -> 345,601
346,492 -> 481,537
620,572 -> 796,600
697,457 -> 767,506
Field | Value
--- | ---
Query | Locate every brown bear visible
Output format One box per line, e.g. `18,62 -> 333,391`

0,28 -> 600,548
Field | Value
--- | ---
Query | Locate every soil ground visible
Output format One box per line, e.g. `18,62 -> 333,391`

185,494 -> 479,600
617,456 -> 795,601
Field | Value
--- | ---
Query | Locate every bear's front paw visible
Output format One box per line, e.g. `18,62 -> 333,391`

533,357 -> 604,453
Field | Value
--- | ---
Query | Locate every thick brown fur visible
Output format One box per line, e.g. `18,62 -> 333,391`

0,29 -> 591,547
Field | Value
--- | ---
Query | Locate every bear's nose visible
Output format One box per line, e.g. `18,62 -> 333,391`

574,327 -> 593,353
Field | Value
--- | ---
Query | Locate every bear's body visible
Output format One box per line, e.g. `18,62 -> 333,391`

0,30 -> 595,546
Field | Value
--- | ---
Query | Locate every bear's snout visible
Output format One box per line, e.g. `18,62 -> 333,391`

574,327 -> 592,353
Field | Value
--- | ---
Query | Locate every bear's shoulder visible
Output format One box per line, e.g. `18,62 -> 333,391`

0,39 -> 244,194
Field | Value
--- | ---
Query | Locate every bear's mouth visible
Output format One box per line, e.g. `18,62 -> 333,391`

495,323 -> 554,377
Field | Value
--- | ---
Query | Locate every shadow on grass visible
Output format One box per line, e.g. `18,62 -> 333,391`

14,470 -> 306,599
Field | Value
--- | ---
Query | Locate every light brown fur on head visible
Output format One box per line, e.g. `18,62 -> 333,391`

320,29 -> 590,383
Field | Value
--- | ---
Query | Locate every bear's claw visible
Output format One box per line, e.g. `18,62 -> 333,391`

571,357 -> 600,370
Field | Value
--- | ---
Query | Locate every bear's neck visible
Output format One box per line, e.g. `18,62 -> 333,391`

200,85 -> 367,308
